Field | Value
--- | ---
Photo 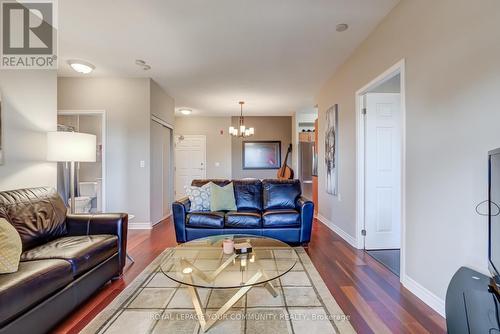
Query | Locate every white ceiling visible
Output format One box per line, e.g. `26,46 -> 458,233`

58,0 -> 399,116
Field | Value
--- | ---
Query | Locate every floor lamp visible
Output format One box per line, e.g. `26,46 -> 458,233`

47,131 -> 96,214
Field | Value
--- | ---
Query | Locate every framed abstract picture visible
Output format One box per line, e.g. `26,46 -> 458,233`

242,141 -> 281,169
325,104 -> 339,195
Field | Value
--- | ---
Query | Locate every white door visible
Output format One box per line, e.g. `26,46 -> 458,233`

364,93 -> 401,249
174,135 -> 206,199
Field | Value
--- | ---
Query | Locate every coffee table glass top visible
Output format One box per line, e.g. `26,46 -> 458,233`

160,235 -> 298,289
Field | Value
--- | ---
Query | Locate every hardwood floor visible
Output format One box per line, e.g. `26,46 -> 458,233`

306,222 -> 446,333
53,218 -> 446,334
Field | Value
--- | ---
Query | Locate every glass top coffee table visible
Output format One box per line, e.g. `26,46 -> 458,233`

160,235 -> 298,332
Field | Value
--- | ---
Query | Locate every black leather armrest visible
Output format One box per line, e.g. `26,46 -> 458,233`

172,197 -> 190,243
296,197 -> 314,243
66,213 -> 128,275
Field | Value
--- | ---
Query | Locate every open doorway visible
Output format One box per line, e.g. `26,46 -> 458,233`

356,60 -> 405,277
57,110 -> 106,213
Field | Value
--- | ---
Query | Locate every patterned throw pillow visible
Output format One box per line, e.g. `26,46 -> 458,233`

185,183 -> 211,212
0,218 -> 22,274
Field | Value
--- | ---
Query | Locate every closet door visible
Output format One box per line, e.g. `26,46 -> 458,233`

150,120 -> 163,225
162,126 -> 172,218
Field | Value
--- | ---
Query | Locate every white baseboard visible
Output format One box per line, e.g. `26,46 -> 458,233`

401,274 -> 446,317
316,214 -> 359,249
128,222 -> 152,230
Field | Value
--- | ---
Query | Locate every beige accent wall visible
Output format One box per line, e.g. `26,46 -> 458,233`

175,116 -> 232,179
316,0 -> 500,309
231,116 -> 292,179
58,77 -> 174,226
0,71 -> 57,191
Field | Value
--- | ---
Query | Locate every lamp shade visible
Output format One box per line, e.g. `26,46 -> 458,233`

47,131 -> 96,162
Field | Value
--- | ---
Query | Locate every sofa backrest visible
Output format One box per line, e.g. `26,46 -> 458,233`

191,179 -> 230,187
190,179 -> 301,211
262,179 -> 302,210
0,187 -> 67,251
233,179 -> 263,211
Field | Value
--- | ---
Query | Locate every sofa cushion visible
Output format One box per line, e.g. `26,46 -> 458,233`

0,187 -> 67,251
186,212 -> 224,228
225,210 -> 262,228
0,259 -> 73,326
233,179 -> 263,211
20,235 -> 118,277
262,180 -> 301,210
262,209 -> 300,228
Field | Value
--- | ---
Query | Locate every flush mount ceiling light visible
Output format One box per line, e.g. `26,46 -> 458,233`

179,108 -> 192,115
67,59 -> 95,74
229,101 -> 254,137
336,23 -> 349,32
135,59 -> 151,70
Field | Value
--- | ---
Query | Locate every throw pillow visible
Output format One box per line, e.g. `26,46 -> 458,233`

0,218 -> 22,274
185,183 -> 211,212
210,182 -> 237,211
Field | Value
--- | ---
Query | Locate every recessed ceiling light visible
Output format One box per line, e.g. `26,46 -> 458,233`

179,108 -> 192,115
67,59 -> 95,74
336,23 -> 349,32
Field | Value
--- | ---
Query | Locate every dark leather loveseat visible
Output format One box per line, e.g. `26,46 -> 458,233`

0,187 -> 128,334
173,179 -> 314,244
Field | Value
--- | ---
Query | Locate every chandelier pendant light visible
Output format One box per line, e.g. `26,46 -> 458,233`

229,101 -> 254,137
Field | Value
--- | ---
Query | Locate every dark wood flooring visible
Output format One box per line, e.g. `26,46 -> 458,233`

366,249 -> 401,277
53,218 -> 446,333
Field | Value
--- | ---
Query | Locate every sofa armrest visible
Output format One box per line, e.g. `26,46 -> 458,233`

172,197 -> 190,243
296,197 -> 314,243
66,213 -> 128,275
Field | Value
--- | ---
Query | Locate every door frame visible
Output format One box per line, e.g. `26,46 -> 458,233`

355,59 -> 406,280
174,134 -> 207,199
58,109 -> 107,212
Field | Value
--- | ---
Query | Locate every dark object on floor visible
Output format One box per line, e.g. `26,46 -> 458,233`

0,187 -> 128,334
366,249 -> 400,276
446,267 -> 500,334
172,179 -> 314,244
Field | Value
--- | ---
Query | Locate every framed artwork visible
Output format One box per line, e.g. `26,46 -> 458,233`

325,104 -> 339,195
242,141 -> 281,169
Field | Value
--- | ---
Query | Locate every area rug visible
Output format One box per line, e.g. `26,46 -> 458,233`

81,247 -> 356,334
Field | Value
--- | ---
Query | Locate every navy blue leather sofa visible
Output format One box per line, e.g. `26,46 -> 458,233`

172,179 -> 314,245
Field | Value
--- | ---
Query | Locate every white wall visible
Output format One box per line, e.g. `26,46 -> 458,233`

316,0 -> 500,314
0,71 -> 57,191
175,116 -> 232,179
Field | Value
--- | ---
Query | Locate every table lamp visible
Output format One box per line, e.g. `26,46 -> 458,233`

47,131 -> 96,213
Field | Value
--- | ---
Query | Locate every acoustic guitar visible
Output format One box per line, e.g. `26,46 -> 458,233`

277,144 -> 294,180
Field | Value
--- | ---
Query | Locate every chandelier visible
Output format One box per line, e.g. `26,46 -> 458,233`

229,101 -> 254,137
